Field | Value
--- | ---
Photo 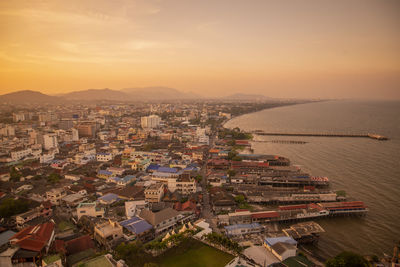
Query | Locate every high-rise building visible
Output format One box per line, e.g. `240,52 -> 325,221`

13,113 -> 25,122
76,123 -> 96,137
141,115 -> 161,129
43,133 -> 58,150
59,119 -> 74,130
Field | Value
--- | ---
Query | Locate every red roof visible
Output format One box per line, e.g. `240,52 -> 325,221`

42,200 -> 52,209
10,222 -> 55,252
65,235 -> 95,255
279,204 -> 307,210
53,239 -> 66,254
174,200 -> 197,212
251,211 -> 279,219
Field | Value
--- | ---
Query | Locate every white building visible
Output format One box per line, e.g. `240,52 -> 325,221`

71,128 -> 79,141
76,202 -> 105,220
13,113 -> 25,122
141,115 -> 161,129
96,153 -> 113,162
11,148 -> 32,161
125,200 -> 148,218
0,125 -> 15,136
40,153 -> 55,164
43,133 -> 58,150
46,188 -> 66,206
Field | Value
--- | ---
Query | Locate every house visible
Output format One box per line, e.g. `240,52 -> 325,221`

144,183 -> 165,203
96,153 -> 113,162
107,185 -> 145,201
98,193 -> 119,205
94,220 -> 123,249
116,175 -> 136,186
64,174 -> 81,181
224,223 -> 263,237
46,188 -> 66,205
106,167 -> 125,176
77,202 -> 105,220
139,207 -> 185,234
62,193 -> 87,207
15,201 -> 52,227
174,200 -> 200,216
264,236 -> 297,261
8,222 -> 55,264
0,171 -> 10,182
125,200 -> 147,218
119,217 -> 153,241
97,170 -> 113,179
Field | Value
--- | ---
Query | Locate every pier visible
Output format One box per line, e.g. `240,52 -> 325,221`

252,131 -> 388,140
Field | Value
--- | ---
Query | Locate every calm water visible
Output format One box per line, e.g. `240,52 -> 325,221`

225,100 -> 400,259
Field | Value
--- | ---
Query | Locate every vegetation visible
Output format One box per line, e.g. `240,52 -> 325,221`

47,173 -> 61,184
0,198 -> 30,218
154,238 -> 233,267
219,127 -> 252,141
227,169 -> 236,177
204,232 -> 242,253
326,251 -> 369,267
10,167 -> 22,182
234,195 -> 253,210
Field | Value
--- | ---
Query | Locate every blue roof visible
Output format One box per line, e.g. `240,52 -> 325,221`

147,164 -> 160,171
157,166 -> 178,173
225,223 -> 261,231
264,236 -> 297,247
98,170 -> 112,175
120,216 -> 152,234
98,193 -> 119,203
183,166 -> 198,171
121,175 -> 136,182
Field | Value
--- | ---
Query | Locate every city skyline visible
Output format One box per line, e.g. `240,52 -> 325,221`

0,0 -> 399,99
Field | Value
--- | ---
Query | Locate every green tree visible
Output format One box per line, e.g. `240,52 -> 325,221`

0,198 -> 30,218
47,173 -> 61,184
10,167 -> 21,182
326,251 -> 369,267
227,169 -> 236,177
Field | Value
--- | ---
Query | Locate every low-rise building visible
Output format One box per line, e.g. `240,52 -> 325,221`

264,236 -> 297,261
224,223 -> 263,237
144,183 -> 165,203
97,153 -> 113,162
46,188 -> 66,206
139,207 -> 185,234
77,202 -> 105,220
94,220 -> 123,249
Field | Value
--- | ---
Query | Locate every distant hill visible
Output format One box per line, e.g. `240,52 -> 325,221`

224,93 -> 273,101
0,90 -> 64,104
62,88 -> 129,101
122,87 -> 201,100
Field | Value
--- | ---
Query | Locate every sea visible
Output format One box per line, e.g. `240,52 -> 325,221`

224,100 -> 400,259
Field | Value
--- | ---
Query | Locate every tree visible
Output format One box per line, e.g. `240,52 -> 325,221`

10,167 -> 21,182
227,169 -> 236,177
326,251 -> 369,267
47,173 -> 61,184
0,198 -> 30,218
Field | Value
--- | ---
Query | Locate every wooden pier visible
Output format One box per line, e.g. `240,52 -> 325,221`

252,131 -> 388,140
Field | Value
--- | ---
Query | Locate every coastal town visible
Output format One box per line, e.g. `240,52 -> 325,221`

0,99 -> 397,267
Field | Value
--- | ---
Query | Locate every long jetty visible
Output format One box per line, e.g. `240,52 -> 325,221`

252,131 -> 388,140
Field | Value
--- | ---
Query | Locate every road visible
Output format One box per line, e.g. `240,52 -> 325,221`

200,133 -> 219,232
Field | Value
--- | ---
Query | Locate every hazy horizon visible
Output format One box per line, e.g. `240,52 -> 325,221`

1,0 -> 399,99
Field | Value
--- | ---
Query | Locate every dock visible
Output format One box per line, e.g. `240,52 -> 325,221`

252,131 -> 388,140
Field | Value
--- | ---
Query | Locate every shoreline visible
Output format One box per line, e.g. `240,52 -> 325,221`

222,100 -> 325,129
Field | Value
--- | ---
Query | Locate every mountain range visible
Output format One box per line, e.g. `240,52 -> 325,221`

0,87 -> 275,104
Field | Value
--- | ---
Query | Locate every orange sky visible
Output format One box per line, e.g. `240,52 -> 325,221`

0,0 -> 399,99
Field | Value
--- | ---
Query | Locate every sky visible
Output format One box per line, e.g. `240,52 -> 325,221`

0,0 -> 399,99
